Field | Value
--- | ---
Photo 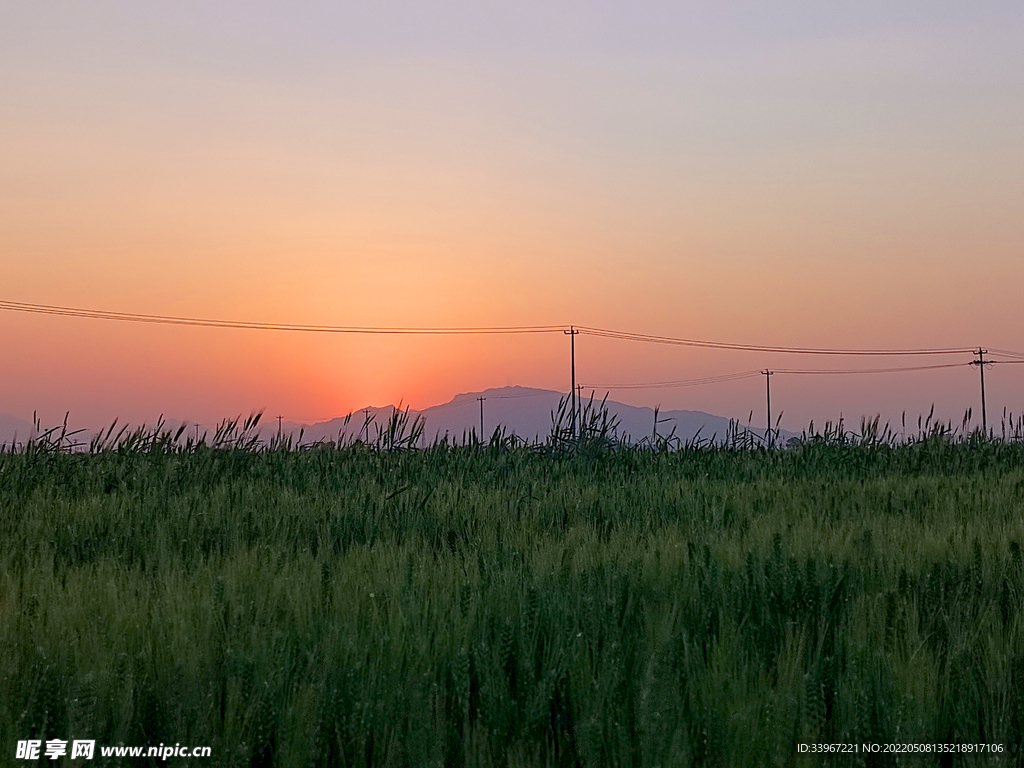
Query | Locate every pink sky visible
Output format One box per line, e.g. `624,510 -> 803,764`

2,2 -> 1022,432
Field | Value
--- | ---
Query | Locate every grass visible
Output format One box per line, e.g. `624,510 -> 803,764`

2,408 -> 1024,766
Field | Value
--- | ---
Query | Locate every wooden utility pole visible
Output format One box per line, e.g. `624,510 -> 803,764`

576,384 -> 585,438
277,415 -> 283,436
972,349 -> 989,435
762,370 -> 774,449
564,326 -> 579,437
477,396 -> 486,437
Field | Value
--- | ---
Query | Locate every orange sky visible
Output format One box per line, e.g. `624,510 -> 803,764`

2,2 -> 1022,432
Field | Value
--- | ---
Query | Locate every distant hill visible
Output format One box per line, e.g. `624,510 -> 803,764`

283,387 -> 796,447
0,388 -> 795,450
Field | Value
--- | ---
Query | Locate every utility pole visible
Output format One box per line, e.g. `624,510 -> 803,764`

363,408 -> 371,441
762,370 -> 774,449
576,384 -> 584,436
972,349 -> 989,435
276,415 -> 283,437
564,326 -> 579,437
477,396 -> 486,437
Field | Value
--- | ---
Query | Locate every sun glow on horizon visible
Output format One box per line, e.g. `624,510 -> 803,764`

1,2 -> 1021,432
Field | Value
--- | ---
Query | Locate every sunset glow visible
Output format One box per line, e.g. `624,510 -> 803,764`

2,2 -> 1022,433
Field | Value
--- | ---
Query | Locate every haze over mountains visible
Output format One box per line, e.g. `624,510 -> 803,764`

0,387 -> 795,448
286,387 -> 795,446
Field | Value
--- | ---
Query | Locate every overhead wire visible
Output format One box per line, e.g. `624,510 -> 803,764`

989,349 -> 1024,361
488,390 -> 560,400
1,300 -> 1017,365
772,362 -> 971,375
0,300 -> 565,335
575,325 -> 975,356
415,391 -> 556,413
582,362 -> 974,391
4,297 -> 1020,434
581,371 -> 762,390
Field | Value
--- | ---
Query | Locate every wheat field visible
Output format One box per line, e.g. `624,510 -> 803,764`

2,412 -> 1024,766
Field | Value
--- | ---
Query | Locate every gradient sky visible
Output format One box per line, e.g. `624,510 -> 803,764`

2,1 -> 1022,432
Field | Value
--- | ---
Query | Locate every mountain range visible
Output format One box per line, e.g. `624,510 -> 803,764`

0,387 -> 796,448
284,387 -> 794,447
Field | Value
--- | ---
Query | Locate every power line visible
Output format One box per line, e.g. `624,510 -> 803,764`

7,296 -> 1017,438
293,359 -> 1009,418
990,348 -> 1024,359
773,362 -> 971,375
417,391 -> 554,412
576,325 -> 974,356
581,371 -> 762,390
583,362 -> 971,391
283,390 -> 586,422
279,390 -> 558,426
0,299 -> 993,356
283,416 -> 350,425
0,300 -> 565,335
488,391 -> 557,400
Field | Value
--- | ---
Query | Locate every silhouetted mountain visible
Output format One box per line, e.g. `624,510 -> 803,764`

1,389 -> 794,450
285,387 -> 795,446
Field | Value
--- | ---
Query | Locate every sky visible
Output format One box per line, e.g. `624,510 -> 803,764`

1,1 -> 1022,433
